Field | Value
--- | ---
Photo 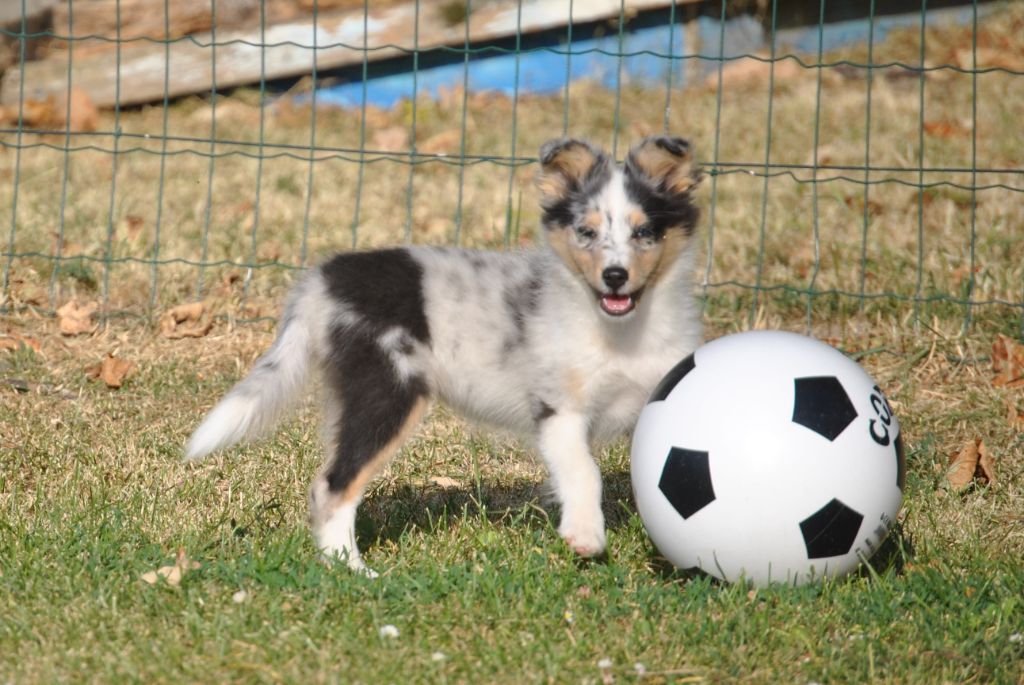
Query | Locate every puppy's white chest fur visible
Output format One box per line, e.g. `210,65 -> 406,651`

413,245 -> 701,443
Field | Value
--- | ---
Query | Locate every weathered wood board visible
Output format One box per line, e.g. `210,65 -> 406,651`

3,0 -> 690,108
44,0 -> 408,57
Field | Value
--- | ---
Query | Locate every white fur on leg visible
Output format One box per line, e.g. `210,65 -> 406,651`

314,501 -> 378,578
537,411 -> 606,557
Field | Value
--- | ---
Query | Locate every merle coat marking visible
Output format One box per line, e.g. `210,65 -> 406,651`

185,135 -> 704,574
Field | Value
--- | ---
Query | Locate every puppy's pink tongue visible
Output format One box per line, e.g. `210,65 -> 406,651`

600,294 -> 634,316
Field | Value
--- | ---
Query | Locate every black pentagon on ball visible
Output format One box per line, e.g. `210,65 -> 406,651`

648,353 -> 696,403
792,376 -> 859,441
658,447 -> 716,519
799,498 -> 864,559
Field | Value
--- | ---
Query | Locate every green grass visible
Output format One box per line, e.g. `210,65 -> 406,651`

1,327 -> 1023,683
2,497 -> 1020,684
3,4 -> 1024,683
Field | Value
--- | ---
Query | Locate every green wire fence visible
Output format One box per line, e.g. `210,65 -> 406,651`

0,0 -> 1021,335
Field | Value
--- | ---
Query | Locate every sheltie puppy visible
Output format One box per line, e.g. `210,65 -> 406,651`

185,135 -> 703,574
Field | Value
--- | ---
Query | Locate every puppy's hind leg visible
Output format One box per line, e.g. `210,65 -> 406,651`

309,333 -> 431,576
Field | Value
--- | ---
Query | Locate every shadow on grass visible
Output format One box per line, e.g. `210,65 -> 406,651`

859,521 -> 915,579
226,466 -> 915,588
356,468 -> 639,548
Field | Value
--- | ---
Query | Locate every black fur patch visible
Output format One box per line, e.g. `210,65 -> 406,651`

533,400 -> 556,423
648,136 -> 691,158
502,271 -> 543,354
540,154 -> 613,230
320,249 -> 431,344
323,326 -> 429,494
623,168 -> 700,238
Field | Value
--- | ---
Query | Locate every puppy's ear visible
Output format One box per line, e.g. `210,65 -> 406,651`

536,138 -> 607,207
626,136 -> 702,195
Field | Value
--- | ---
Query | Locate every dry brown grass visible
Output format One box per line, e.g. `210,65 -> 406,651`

1,5 -> 1021,322
2,2 -> 1022,469
2,3 -> 1021,539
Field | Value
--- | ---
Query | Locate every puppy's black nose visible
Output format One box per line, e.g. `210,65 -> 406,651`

602,266 -> 629,290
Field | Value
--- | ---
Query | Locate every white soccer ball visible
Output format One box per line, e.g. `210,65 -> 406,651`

631,330 -> 904,587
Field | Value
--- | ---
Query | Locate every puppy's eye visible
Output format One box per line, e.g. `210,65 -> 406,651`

631,226 -> 656,242
575,226 -> 598,242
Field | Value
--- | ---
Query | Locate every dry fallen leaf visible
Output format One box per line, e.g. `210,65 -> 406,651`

1005,398 -> 1024,427
843,195 -> 885,217
64,88 -> 100,133
56,300 -> 98,336
947,438 -> 995,490
977,442 -> 996,485
924,120 -> 972,139
0,334 -> 42,354
0,88 -> 99,132
164,301 -> 204,324
951,264 -> 981,287
120,215 -> 145,242
141,549 -> 201,587
991,334 -> 1024,388
429,476 -> 463,489
1,97 -> 59,129
51,231 -> 84,258
86,353 -> 136,389
160,301 -> 213,339
414,475 -> 464,490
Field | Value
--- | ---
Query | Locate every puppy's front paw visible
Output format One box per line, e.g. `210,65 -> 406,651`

320,548 -> 380,579
558,515 -> 607,557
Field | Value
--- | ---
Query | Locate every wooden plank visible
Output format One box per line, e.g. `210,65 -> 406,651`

47,0 -> 250,58
2,0 -> 692,108
44,0 -> 410,57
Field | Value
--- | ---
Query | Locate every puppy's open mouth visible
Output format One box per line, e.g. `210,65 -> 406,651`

599,291 -> 642,317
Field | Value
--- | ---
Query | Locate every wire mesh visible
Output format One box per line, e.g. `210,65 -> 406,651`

0,0 -> 1020,335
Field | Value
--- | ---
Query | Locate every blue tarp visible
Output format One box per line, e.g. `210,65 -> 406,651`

307,5 -> 989,109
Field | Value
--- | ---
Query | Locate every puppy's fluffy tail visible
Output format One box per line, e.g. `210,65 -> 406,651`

185,281 -> 317,461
